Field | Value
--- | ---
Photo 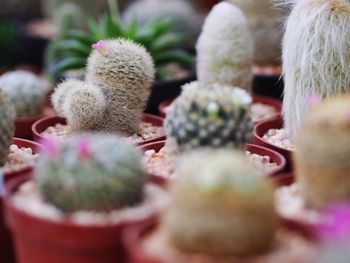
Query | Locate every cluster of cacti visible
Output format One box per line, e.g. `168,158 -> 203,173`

196,2 -> 253,92
35,134 -> 144,212
122,0 -> 198,45
282,0 -> 350,138
52,39 -> 155,136
0,90 -> 15,166
163,149 -> 279,257
227,0 -> 284,67
295,95 -> 350,211
164,81 -> 253,156
0,70 -> 46,118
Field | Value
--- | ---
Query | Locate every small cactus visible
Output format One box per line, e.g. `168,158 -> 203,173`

164,81 -> 253,156
0,70 -> 46,118
0,90 -> 15,166
52,39 -> 155,135
196,2 -> 254,91
295,95 -> 350,210
282,0 -> 350,138
163,149 -> 279,257
35,134 -> 145,212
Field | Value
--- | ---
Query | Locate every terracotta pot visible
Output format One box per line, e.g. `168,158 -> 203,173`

122,215 -> 317,263
253,116 -> 294,171
271,172 -> 295,187
32,114 -> 165,146
4,175 -> 156,263
158,95 -> 282,120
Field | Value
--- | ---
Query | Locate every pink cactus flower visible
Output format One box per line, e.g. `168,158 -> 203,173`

77,138 -> 91,160
305,92 -> 321,108
39,137 -> 59,157
91,40 -> 107,50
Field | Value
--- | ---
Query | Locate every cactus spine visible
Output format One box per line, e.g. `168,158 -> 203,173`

36,134 -> 144,212
0,70 -> 46,118
282,0 -> 350,138
196,2 -> 254,91
163,149 -> 278,257
0,90 -> 15,166
52,39 -> 155,136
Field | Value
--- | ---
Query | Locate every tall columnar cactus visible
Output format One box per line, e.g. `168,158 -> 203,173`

227,0 -> 284,67
52,39 -> 155,135
282,0 -> 350,138
0,70 -> 46,118
295,95 -> 350,211
165,81 -> 253,156
0,90 -> 15,166
35,134 -> 144,212
196,2 -> 254,91
164,149 -> 278,257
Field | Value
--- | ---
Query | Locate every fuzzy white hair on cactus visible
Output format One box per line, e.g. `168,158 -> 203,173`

196,2 -> 254,92
282,0 -> 350,138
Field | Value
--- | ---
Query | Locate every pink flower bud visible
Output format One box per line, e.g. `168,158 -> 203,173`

77,138 -> 91,160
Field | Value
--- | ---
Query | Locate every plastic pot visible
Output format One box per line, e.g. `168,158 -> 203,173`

14,115 -> 44,140
253,116 -> 294,172
4,175 -> 156,263
32,114 -> 165,146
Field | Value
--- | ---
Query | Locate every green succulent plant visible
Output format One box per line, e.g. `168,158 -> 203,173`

48,0 -> 194,80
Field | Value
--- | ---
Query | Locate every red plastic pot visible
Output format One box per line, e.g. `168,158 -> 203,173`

14,115 -> 44,140
32,114 -> 165,145
158,95 -> 282,120
253,116 -> 294,172
4,175 -> 156,263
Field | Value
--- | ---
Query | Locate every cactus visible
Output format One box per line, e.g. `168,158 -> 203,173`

227,0 -> 283,67
0,70 -> 46,118
35,134 -> 145,212
295,95 -> 350,210
164,81 -> 253,156
52,39 -> 155,135
196,2 -> 254,91
282,0 -> 350,138
163,149 -> 278,257
0,90 -> 15,166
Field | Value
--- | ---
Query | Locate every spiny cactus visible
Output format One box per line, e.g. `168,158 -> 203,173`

52,39 -> 155,135
35,134 -> 144,212
163,149 -> 278,257
295,95 -> 350,211
227,0 -> 283,67
0,70 -> 46,118
196,2 -> 254,91
164,81 -> 253,156
0,90 -> 15,166
282,0 -> 350,138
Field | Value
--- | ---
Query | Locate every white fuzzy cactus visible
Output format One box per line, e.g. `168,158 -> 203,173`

282,0 -> 350,138
196,2 -> 254,92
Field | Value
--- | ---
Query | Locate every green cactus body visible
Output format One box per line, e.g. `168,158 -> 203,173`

0,70 -> 46,118
196,2 -> 254,91
164,81 -> 253,156
295,95 -> 350,211
52,39 -> 155,136
0,90 -> 15,166
163,149 -> 278,257
35,134 -> 145,212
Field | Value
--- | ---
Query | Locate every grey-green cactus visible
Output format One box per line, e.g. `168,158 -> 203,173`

164,81 -> 253,156
52,39 -> 155,136
0,70 -> 46,118
196,2 -> 254,91
0,90 -> 15,166
163,149 -> 279,257
35,134 -> 145,212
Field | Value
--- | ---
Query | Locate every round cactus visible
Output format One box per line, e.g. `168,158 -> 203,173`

0,70 -> 46,118
0,90 -> 15,166
282,0 -> 350,138
196,2 -> 254,91
295,95 -> 350,211
35,134 -> 145,212
164,81 -> 253,156
163,149 -> 279,257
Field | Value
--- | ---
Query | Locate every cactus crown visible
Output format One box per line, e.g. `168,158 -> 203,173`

165,81 -> 253,155
35,134 -> 145,212
0,70 -> 46,118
